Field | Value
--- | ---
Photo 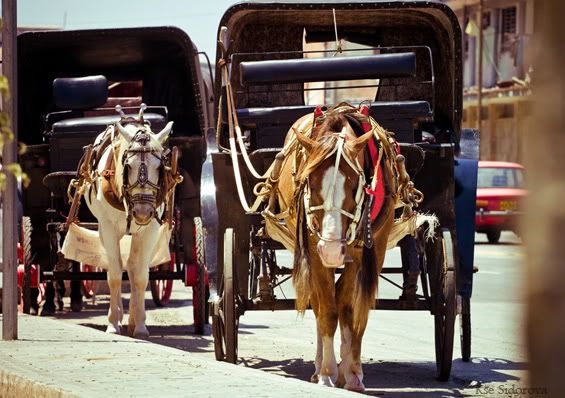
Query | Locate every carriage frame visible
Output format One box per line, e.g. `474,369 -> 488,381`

17,26 -> 213,333
201,0 -> 478,380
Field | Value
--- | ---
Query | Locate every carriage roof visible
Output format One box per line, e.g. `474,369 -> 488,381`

18,26 -> 212,145
214,0 -> 462,140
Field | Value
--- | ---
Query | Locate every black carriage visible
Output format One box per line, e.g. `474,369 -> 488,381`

201,0 -> 478,380
17,26 -> 212,333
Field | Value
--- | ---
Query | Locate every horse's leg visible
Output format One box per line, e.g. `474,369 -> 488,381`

309,295 -> 323,383
127,267 -> 137,337
311,261 -> 339,387
336,263 -> 367,392
127,223 -> 158,339
99,223 -> 124,334
336,225 -> 391,392
70,261 -> 83,312
55,280 -> 65,311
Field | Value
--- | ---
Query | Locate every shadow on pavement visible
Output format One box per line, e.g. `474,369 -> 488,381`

239,356 -> 527,397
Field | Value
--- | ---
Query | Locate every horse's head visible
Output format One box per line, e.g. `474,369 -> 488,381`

116,121 -> 173,226
295,114 -> 374,267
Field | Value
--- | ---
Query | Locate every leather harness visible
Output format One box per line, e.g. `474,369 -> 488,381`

101,149 -> 126,211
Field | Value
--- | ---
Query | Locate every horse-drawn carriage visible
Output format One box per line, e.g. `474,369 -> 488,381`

17,26 -> 212,334
201,0 -> 478,387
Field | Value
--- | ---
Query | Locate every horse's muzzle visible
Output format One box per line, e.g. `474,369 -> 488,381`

317,239 -> 346,268
132,203 -> 155,225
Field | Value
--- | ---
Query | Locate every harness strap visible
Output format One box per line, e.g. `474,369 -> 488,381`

101,148 -> 126,211
302,128 -> 367,245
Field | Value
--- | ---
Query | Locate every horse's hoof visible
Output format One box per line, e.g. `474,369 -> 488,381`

344,375 -> 365,393
310,374 -> 320,383
335,372 -> 346,388
71,300 -> 83,312
133,326 -> 149,340
39,305 -> 55,317
127,323 -> 135,338
106,324 -> 121,335
318,375 -> 336,388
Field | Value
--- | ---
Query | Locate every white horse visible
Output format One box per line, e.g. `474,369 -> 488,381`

85,118 -> 173,339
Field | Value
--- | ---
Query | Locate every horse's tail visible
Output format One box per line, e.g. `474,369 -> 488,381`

292,190 -> 311,313
351,244 -> 378,333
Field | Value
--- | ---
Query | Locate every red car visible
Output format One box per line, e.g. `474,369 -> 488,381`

475,161 -> 526,243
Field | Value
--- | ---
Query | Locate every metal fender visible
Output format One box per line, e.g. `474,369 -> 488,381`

454,128 -> 480,298
200,127 -> 220,302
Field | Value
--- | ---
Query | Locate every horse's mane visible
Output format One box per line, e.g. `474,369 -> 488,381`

296,112 -> 351,184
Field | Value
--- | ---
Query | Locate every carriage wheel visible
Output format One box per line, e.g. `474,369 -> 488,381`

434,228 -> 457,381
249,251 -> 260,299
19,216 -> 44,315
81,264 -> 101,301
150,263 -> 174,307
20,217 -> 34,314
460,296 -> 471,362
212,228 -> 239,363
192,217 -> 207,335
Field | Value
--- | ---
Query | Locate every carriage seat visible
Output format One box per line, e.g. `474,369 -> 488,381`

43,171 -> 77,199
236,101 -> 431,125
235,101 -> 432,148
45,75 -> 168,171
51,113 -> 167,135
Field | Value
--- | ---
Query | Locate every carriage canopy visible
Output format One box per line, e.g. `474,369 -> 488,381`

215,0 -> 462,142
18,26 -> 213,145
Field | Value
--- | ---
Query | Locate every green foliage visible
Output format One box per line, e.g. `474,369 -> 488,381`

0,74 -> 29,191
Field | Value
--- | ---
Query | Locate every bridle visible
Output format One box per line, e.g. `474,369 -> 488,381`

303,130 -> 367,246
120,127 -> 167,225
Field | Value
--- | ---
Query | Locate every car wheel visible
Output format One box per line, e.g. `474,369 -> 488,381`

487,229 -> 501,244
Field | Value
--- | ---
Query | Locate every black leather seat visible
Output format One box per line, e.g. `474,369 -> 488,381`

47,112 -> 167,171
234,101 -> 432,148
52,113 -> 166,134
240,53 -> 416,85
236,101 -> 431,125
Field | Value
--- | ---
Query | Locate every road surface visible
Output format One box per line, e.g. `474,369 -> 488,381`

51,231 -> 525,397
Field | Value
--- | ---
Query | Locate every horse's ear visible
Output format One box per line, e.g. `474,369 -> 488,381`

294,128 -> 316,153
116,122 -> 134,142
155,121 -> 174,144
346,129 -> 374,156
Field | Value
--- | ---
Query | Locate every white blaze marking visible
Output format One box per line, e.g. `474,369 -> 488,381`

320,166 -> 346,241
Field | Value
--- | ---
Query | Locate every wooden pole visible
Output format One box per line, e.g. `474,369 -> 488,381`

1,0 -> 18,340
477,0 -> 484,133
526,0 -> 565,394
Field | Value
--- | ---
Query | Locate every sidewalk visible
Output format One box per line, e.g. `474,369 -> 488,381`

0,315 -> 359,398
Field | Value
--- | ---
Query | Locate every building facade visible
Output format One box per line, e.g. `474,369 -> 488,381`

443,0 -> 536,162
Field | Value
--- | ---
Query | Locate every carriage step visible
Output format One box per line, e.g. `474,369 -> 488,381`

244,298 -> 431,311
41,270 -> 184,282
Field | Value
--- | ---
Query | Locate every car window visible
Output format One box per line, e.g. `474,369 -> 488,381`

478,167 -> 525,188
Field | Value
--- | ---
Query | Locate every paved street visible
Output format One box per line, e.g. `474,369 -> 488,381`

42,231 -> 525,397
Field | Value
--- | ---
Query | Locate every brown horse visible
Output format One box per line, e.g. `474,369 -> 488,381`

270,105 -> 398,392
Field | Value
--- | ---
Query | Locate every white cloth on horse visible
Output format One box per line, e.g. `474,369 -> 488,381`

61,223 -> 171,269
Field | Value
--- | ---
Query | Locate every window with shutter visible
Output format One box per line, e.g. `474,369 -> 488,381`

501,6 -> 517,52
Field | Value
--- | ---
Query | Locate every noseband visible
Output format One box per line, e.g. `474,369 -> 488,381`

121,128 -> 167,225
303,131 -> 367,246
